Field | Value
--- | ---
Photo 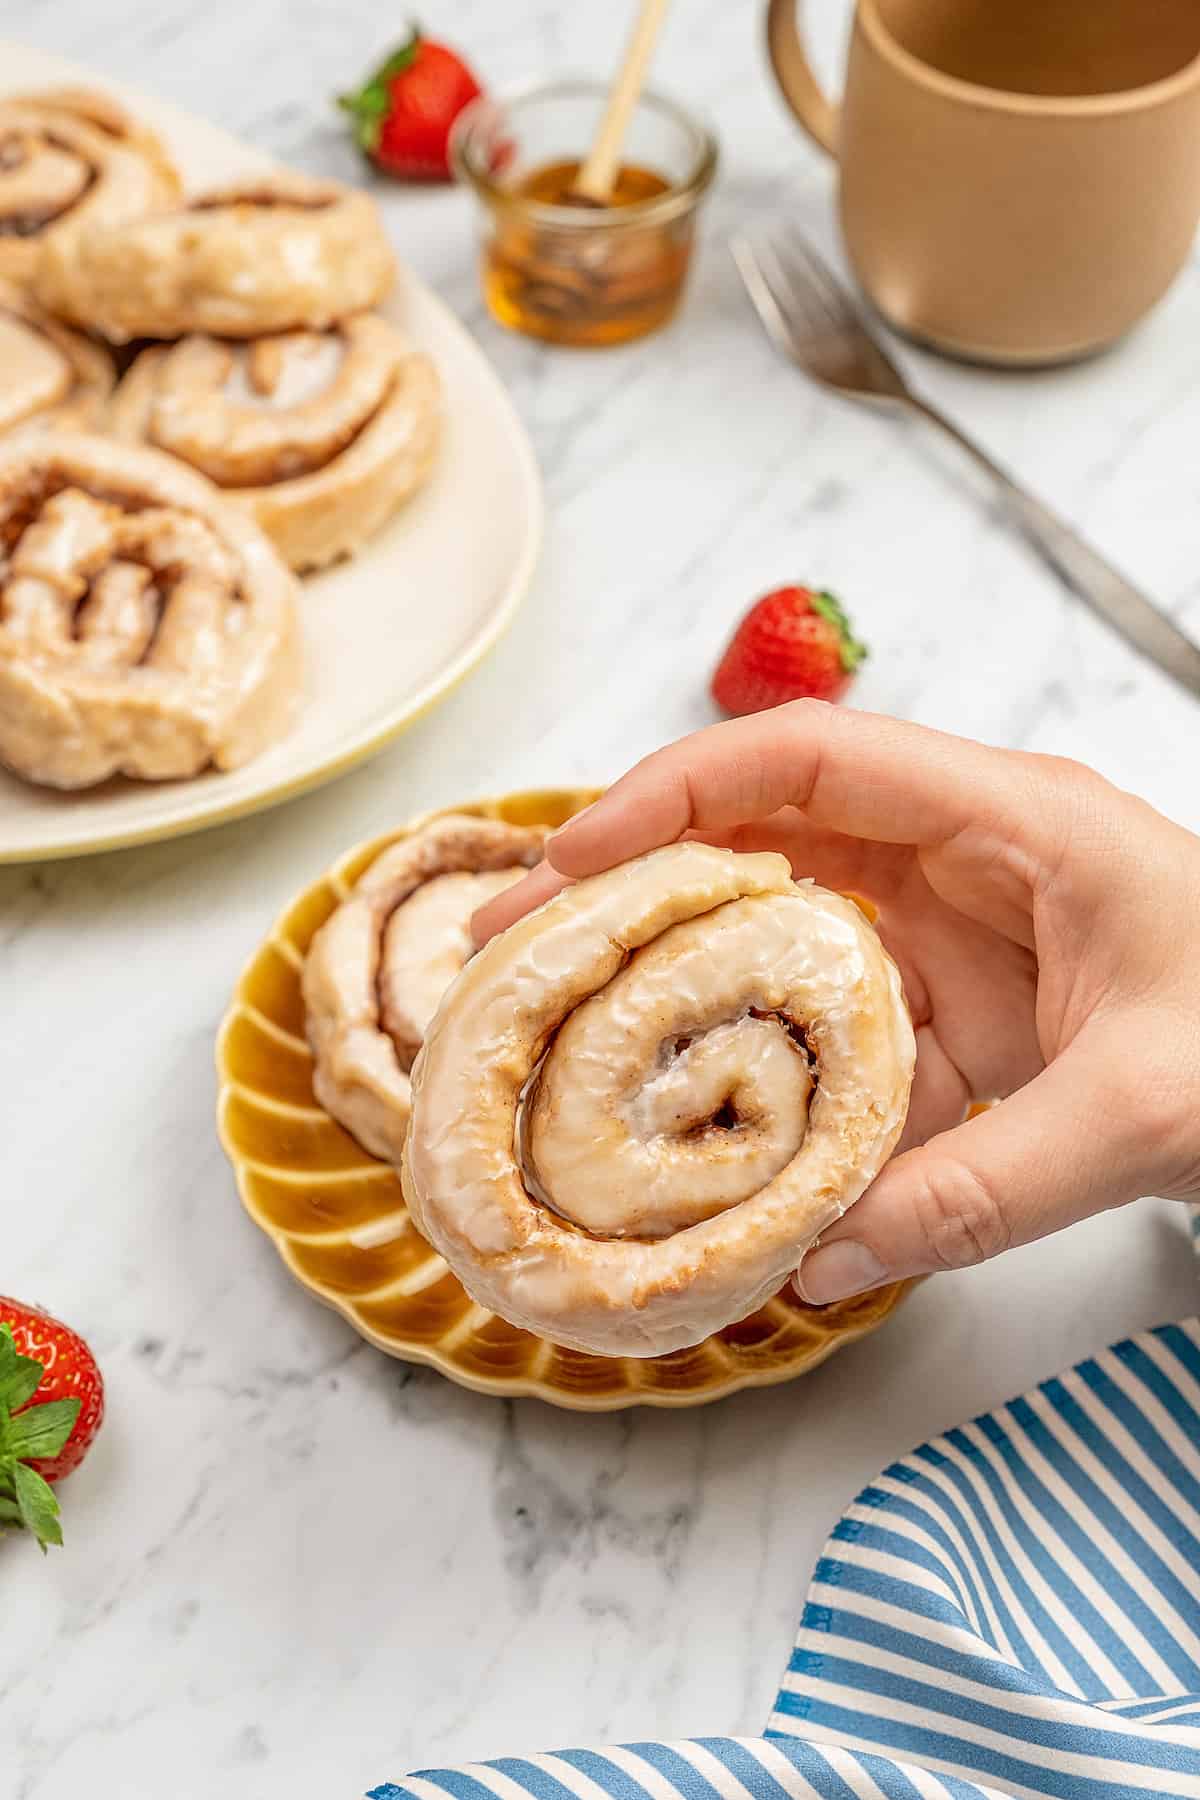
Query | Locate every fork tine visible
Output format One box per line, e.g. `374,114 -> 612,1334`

757,236 -> 835,338
767,252 -> 844,353
731,235 -> 806,363
733,234 -> 848,394
771,237 -> 857,344
784,234 -> 858,323
734,225 -> 909,401
782,230 -> 909,389
741,233 -> 839,360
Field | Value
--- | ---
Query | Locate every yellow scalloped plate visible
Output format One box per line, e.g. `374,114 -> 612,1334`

216,788 -> 914,1410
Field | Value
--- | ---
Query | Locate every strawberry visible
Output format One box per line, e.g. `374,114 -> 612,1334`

711,586 -> 867,716
339,27 -> 483,181
0,1298 -> 104,1550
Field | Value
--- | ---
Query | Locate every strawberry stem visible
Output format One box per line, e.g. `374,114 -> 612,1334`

0,1323 -> 78,1550
336,24 -> 423,154
812,589 -> 869,674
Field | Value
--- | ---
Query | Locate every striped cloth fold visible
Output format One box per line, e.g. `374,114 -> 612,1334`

767,1317 -> 1200,1796
373,1249 -> 1200,1799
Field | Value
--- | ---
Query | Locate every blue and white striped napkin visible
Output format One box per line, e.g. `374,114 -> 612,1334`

372,1223 -> 1200,1800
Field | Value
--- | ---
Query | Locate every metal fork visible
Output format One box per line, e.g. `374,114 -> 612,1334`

733,229 -> 1200,698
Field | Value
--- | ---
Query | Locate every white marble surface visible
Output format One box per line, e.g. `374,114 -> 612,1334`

3,4 -> 1200,1797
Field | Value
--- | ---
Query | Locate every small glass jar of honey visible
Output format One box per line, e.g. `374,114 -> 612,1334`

452,81 -> 718,348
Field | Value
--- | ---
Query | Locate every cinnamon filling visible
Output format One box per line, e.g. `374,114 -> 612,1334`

134,327 -> 401,490
513,1001 -> 819,1243
187,188 -> 334,214
0,477 -> 246,670
0,130 -> 94,234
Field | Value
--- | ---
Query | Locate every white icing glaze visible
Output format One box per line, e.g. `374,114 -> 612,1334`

0,431 -> 301,790
380,869 -> 535,1059
0,87 -> 178,284
109,317 -> 441,572
0,279 -> 113,434
35,171 -> 394,343
225,332 -> 344,411
401,843 -> 916,1357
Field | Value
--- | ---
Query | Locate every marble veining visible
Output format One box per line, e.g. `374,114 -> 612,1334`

2,3 -> 1200,1797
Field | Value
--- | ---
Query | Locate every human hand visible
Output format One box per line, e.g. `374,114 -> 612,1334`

474,703 -> 1200,1304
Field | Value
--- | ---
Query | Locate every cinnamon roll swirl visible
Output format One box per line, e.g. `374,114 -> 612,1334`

303,815 -> 550,1162
109,316 -> 440,570
0,279 -> 114,434
401,843 -> 916,1357
0,431 -> 302,789
0,87 -> 178,285
36,171 -> 395,342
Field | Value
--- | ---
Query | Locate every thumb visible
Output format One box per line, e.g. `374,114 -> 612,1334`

797,1027 -> 1151,1305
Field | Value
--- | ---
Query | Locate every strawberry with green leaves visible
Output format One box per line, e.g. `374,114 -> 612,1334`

339,27 -> 483,181
0,1299 -> 104,1550
711,585 -> 868,716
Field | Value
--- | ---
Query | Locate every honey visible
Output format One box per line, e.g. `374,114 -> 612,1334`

482,158 -> 697,348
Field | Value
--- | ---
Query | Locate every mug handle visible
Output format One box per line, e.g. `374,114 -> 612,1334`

765,0 -> 839,157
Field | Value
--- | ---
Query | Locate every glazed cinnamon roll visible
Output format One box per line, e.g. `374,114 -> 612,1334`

0,87 -> 178,285
36,171 -> 395,343
109,317 -> 440,570
401,842 -> 916,1357
0,431 -> 302,789
0,279 -> 114,433
303,815 -> 550,1163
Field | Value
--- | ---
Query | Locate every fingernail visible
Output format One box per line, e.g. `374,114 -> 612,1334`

548,801 -> 595,842
797,1240 -> 888,1305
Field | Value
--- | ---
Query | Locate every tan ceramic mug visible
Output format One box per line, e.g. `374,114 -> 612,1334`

766,0 -> 1200,363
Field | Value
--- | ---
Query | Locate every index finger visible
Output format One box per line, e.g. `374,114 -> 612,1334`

471,801 -> 881,947
545,702 -> 1032,879
472,858 -> 567,946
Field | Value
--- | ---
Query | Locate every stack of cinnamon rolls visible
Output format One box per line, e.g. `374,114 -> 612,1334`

0,86 -> 440,789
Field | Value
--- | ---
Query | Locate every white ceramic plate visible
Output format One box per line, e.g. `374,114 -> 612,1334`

0,44 -> 542,862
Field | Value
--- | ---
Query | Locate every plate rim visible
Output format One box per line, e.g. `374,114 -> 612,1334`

0,43 -> 544,864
